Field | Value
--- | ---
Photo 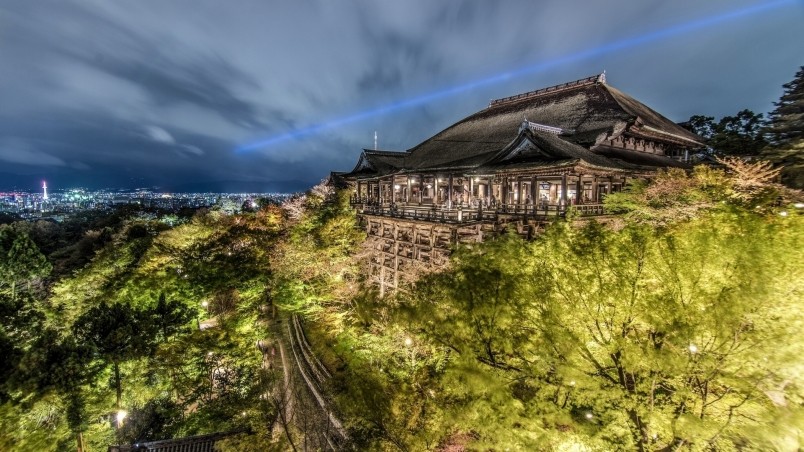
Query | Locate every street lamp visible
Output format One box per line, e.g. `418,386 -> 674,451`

116,410 -> 127,429
404,337 -> 415,369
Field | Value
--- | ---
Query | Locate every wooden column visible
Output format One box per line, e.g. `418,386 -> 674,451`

592,176 -> 599,202
530,175 -> 537,205
379,179 -> 384,204
516,177 -> 522,206
393,223 -> 399,289
417,175 -> 423,204
391,176 -> 396,203
406,176 -> 412,203
469,177 -> 474,205
575,175 -> 582,205
447,174 -> 454,209
357,181 -> 362,201
560,174 -> 568,207
533,176 -> 540,206
502,176 -> 509,206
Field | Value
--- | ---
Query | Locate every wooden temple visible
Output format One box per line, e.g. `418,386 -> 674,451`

337,73 -> 705,294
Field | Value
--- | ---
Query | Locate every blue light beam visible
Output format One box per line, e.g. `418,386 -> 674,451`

237,0 -> 795,152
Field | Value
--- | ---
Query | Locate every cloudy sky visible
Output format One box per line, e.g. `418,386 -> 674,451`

1,0 -> 802,192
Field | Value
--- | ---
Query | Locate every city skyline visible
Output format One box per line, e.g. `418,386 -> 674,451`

1,0 -> 802,192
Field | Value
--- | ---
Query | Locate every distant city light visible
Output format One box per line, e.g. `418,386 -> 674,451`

236,0 -> 794,152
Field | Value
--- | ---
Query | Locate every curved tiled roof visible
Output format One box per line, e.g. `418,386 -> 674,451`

345,149 -> 406,177
401,74 -> 703,171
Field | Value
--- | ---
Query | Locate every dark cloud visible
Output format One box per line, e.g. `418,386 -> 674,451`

1,0 -> 802,192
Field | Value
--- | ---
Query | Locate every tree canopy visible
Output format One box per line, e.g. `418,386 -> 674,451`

681,109 -> 768,156
762,65 -> 804,188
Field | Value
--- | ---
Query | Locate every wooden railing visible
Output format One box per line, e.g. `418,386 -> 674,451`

108,432 -> 237,452
354,200 -> 606,223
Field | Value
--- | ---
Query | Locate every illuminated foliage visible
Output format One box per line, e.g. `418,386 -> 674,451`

1,205 -> 282,450
0,226 -> 51,301
392,171 -> 803,450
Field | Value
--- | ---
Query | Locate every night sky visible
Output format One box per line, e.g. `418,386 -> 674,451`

1,0 -> 802,193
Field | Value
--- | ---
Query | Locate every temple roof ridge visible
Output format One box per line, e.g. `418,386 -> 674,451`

488,72 -> 606,108
361,148 -> 407,155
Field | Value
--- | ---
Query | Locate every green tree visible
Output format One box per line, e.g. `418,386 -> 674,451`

22,330 -> 98,452
115,396 -> 182,444
0,226 -> 51,301
72,302 -> 157,418
149,293 -> 194,344
681,110 -> 768,156
762,65 -> 804,188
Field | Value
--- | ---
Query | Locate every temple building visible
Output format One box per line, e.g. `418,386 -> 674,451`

337,73 -> 705,294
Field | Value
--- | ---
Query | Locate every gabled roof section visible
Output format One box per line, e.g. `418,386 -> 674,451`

402,73 -> 704,171
481,128 -> 626,171
602,85 -> 704,146
346,149 -> 406,178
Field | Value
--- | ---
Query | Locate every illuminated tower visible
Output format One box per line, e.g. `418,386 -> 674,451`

42,181 -> 48,200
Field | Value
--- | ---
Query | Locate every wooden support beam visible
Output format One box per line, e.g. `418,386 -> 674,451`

419,174 -> 424,205
448,174 -> 454,209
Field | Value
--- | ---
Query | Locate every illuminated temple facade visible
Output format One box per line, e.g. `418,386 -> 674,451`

338,73 -> 704,293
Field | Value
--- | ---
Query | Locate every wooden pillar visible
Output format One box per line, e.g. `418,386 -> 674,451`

530,175 -> 537,205
447,174 -> 454,209
393,223 -> 399,289
575,175 -> 582,205
560,174 -> 568,207
502,176 -> 509,206
391,176 -> 396,203
516,177 -> 523,206
469,177 -> 474,205
379,179 -> 384,204
357,181 -> 362,201
533,176 -> 540,207
419,174 -> 424,204
592,176 -> 599,202
406,176 -> 412,203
